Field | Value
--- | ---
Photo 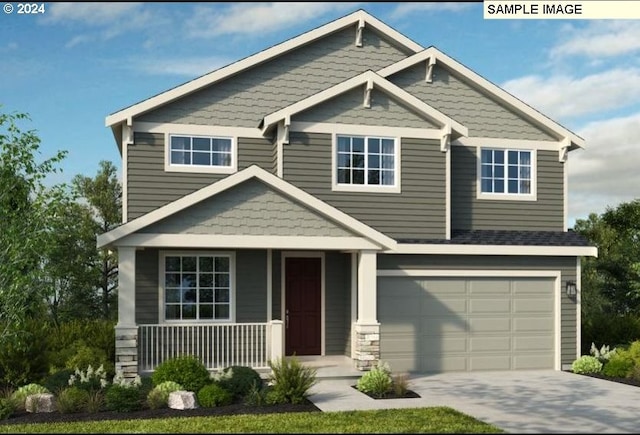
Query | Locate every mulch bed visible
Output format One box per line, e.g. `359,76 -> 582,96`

350,385 -> 421,399
0,401 -> 321,426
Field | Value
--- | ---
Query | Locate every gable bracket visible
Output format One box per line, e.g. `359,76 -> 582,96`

282,115 -> 291,145
122,118 -> 133,147
355,18 -> 365,47
425,54 -> 437,83
363,79 -> 374,108
559,137 -> 570,162
440,124 -> 452,152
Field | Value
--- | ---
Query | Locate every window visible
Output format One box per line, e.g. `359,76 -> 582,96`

163,254 -> 232,321
480,148 -> 534,198
336,135 -> 397,188
169,135 -> 233,168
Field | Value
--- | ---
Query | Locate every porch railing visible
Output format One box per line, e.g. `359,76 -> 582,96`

138,322 -> 281,373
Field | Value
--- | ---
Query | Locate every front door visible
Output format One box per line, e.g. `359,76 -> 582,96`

285,257 -> 321,356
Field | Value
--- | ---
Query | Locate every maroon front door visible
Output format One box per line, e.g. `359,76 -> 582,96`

285,257 -> 321,356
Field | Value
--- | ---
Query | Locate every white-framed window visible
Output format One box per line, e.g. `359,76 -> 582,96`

333,134 -> 400,193
478,147 -> 536,200
166,134 -> 236,174
160,252 -> 234,322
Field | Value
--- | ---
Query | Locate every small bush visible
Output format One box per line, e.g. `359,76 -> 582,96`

85,390 -> 105,413
602,349 -> 634,378
11,383 -> 50,411
590,342 -> 617,363
68,364 -> 109,392
152,356 -> 211,393
392,372 -> 410,397
0,320 -> 50,387
57,387 -> 90,414
43,368 -> 76,395
267,356 -> 316,405
65,344 -> 114,378
571,355 -> 603,374
356,361 -> 393,398
243,382 -> 268,406
0,398 -> 15,420
146,381 -> 183,409
197,383 -> 233,407
216,366 -> 263,400
105,384 -> 143,412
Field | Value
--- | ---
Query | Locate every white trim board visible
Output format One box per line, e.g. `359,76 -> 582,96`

98,165 -> 396,251
391,243 -> 598,257
106,10 -> 423,129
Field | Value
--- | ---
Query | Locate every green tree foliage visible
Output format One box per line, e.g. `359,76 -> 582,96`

73,160 -> 122,320
0,109 -> 68,345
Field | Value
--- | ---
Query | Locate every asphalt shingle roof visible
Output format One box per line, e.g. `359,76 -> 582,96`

398,230 -> 590,247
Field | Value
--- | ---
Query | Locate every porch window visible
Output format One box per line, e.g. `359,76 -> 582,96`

334,135 -> 399,192
163,253 -> 232,321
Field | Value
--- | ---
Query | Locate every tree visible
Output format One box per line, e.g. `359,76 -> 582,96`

0,110 -> 68,343
73,160 -> 122,320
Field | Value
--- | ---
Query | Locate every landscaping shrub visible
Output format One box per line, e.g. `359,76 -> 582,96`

57,386 -> 90,413
146,381 -> 183,409
243,381 -> 268,406
267,356 -> 316,405
105,385 -> 143,412
10,383 -> 50,411
602,349 -> 634,378
0,398 -> 15,420
392,372 -> 410,397
0,319 -> 50,387
65,344 -> 114,378
151,355 -> 211,392
356,361 -> 393,398
571,355 -> 603,374
197,383 -> 233,407
581,313 -> 640,355
43,368 -> 76,395
68,364 -> 109,393
215,366 -> 263,400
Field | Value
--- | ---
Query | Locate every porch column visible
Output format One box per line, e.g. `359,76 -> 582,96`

115,246 -> 138,379
354,250 -> 380,371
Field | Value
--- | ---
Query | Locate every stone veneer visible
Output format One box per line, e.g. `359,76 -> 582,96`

354,323 -> 380,370
115,326 -> 139,378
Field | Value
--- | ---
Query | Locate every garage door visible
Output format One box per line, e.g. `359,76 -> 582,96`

378,276 -> 556,372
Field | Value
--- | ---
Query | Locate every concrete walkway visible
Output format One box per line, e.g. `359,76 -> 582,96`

308,370 -> 640,433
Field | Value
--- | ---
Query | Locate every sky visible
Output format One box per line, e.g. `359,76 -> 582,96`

1,2 -> 639,228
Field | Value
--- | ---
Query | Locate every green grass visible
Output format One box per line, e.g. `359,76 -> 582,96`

0,407 -> 503,433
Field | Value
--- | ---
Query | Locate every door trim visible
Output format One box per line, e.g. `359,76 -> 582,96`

281,252 -> 325,356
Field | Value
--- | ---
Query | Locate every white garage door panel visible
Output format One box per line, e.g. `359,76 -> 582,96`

378,276 -> 556,373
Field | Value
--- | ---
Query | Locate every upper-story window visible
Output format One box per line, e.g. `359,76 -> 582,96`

479,148 -> 536,200
167,134 -> 235,174
334,135 -> 400,193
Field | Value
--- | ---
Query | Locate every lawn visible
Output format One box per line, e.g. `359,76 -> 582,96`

0,407 -> 503,433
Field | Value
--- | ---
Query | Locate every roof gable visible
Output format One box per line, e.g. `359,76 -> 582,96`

97,165 -> 397,250
106,10 -> 422,130
378,47 -> 585,150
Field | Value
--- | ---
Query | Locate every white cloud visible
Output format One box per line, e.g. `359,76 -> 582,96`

551,21 -> 640,59
502,68 -> 640,120
390,2 -> 476,19
568,112 -> 640,222
42,2 -> 142,25
127,56 -> 232,77
187,2 -> 359,38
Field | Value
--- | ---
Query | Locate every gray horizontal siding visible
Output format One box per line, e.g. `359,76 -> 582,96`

452,146 -> 564,231
136,249 -> 159,324
128,133 -> 272,220
325,252 -> 351,356
140,179 -> 355,237
377,254 -> 578,367
137,26 -> 411,128
284,132 -> 446,239
388,64 -> 556,141
295,87 -> 438,129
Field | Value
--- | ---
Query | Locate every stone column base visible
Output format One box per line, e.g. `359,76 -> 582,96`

353,323 -> 380,371
115,325 -> 139,379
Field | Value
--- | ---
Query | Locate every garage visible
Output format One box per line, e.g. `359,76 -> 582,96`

377,273 -> 558,373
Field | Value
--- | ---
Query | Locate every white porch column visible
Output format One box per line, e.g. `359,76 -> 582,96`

354,250 -> 380,371
115,246 -> 138,378
270,320 -> 284,362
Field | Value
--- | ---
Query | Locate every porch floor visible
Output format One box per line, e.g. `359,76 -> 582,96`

293,355 -> 362,379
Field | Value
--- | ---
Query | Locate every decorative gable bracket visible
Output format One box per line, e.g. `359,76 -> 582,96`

363,78 -> 374,108
440,124 -> 452,152
425,54 -> 437,83
123,117 -> 133,146
559,137 -> 570,162
355,18 -> 365,47
278,116 -> 291,145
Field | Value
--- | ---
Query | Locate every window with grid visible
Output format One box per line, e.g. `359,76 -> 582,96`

480,148 -> 532,195
169,135 -> 233,168
163,255 -> 231,321
336,135 -> 396,187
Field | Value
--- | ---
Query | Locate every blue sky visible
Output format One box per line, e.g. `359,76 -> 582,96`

1,2 -> 639,227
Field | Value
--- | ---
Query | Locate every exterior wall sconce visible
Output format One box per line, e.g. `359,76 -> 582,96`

566,281 -> 577,298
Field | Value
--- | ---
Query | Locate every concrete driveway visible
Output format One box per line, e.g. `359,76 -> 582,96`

309,370 -> 640,433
